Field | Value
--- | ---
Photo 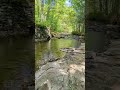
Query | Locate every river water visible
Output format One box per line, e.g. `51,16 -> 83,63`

35,37 -> 85,90
0,36 -> 81,89
0,36 -> 34,89
35,38 -> 81,70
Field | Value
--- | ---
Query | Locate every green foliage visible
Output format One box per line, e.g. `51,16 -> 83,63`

36,24 -> 47,30
35,20 -> 48,28
86,0 -> 120,25
35,0 -> 85,34
72,31 -> 81,36
72,29 -> 84,36
87,12 -> 108,23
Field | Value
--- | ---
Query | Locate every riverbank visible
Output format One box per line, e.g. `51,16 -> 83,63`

35,43 -> 85,90
35,31 -> 84,43
86,39 -> 120,90
85,22 -> 120,89
35,36 -> 82,70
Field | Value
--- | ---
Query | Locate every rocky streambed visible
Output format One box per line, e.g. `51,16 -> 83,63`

35,43 -> 85,90
86,39 -> 120,90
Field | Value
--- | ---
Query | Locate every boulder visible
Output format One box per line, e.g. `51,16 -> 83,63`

35,26 -> 51,42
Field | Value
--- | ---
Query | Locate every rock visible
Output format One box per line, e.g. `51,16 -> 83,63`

35,46 -> 85,90
35,26 -> 51,42
39,81 -> 49,90
86,39 -> 120,90
0,0 -> 34,36
86,51 -> 96,59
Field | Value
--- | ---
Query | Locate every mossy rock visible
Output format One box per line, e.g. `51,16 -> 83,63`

36,24 -> 47,30
71,31 -> 83,36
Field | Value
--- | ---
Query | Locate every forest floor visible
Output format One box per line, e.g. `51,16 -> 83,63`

86,39 -> 120,90
35,43 -> 85,90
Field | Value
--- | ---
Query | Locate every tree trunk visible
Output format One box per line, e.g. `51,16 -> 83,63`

41,0 -> 44,22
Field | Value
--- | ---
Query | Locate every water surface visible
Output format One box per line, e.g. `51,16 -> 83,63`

0,36 -> 34,89
35,38 -> 81,70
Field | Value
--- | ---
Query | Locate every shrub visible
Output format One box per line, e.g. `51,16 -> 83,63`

35,23 -> 47,30
72,31 -> 82,36
86,12 -> 108,23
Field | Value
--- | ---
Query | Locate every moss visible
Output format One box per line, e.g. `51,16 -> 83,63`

71,31 -> 83,36
35,24 -> 47,30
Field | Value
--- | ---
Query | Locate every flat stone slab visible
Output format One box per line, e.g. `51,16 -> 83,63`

35,44 -> 85,90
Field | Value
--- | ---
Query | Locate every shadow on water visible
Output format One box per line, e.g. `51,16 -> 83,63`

35,38 -> 81,70
0,36 -> 34,89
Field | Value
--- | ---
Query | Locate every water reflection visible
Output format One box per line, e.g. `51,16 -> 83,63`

35,38 -> 81,70
0,36 -> 34,89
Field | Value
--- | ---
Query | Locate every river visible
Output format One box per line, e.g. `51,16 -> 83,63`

0,36 -> 82,89
35,38 -> 81,70
0,36 -> 34,89
35,37 -> 85,90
